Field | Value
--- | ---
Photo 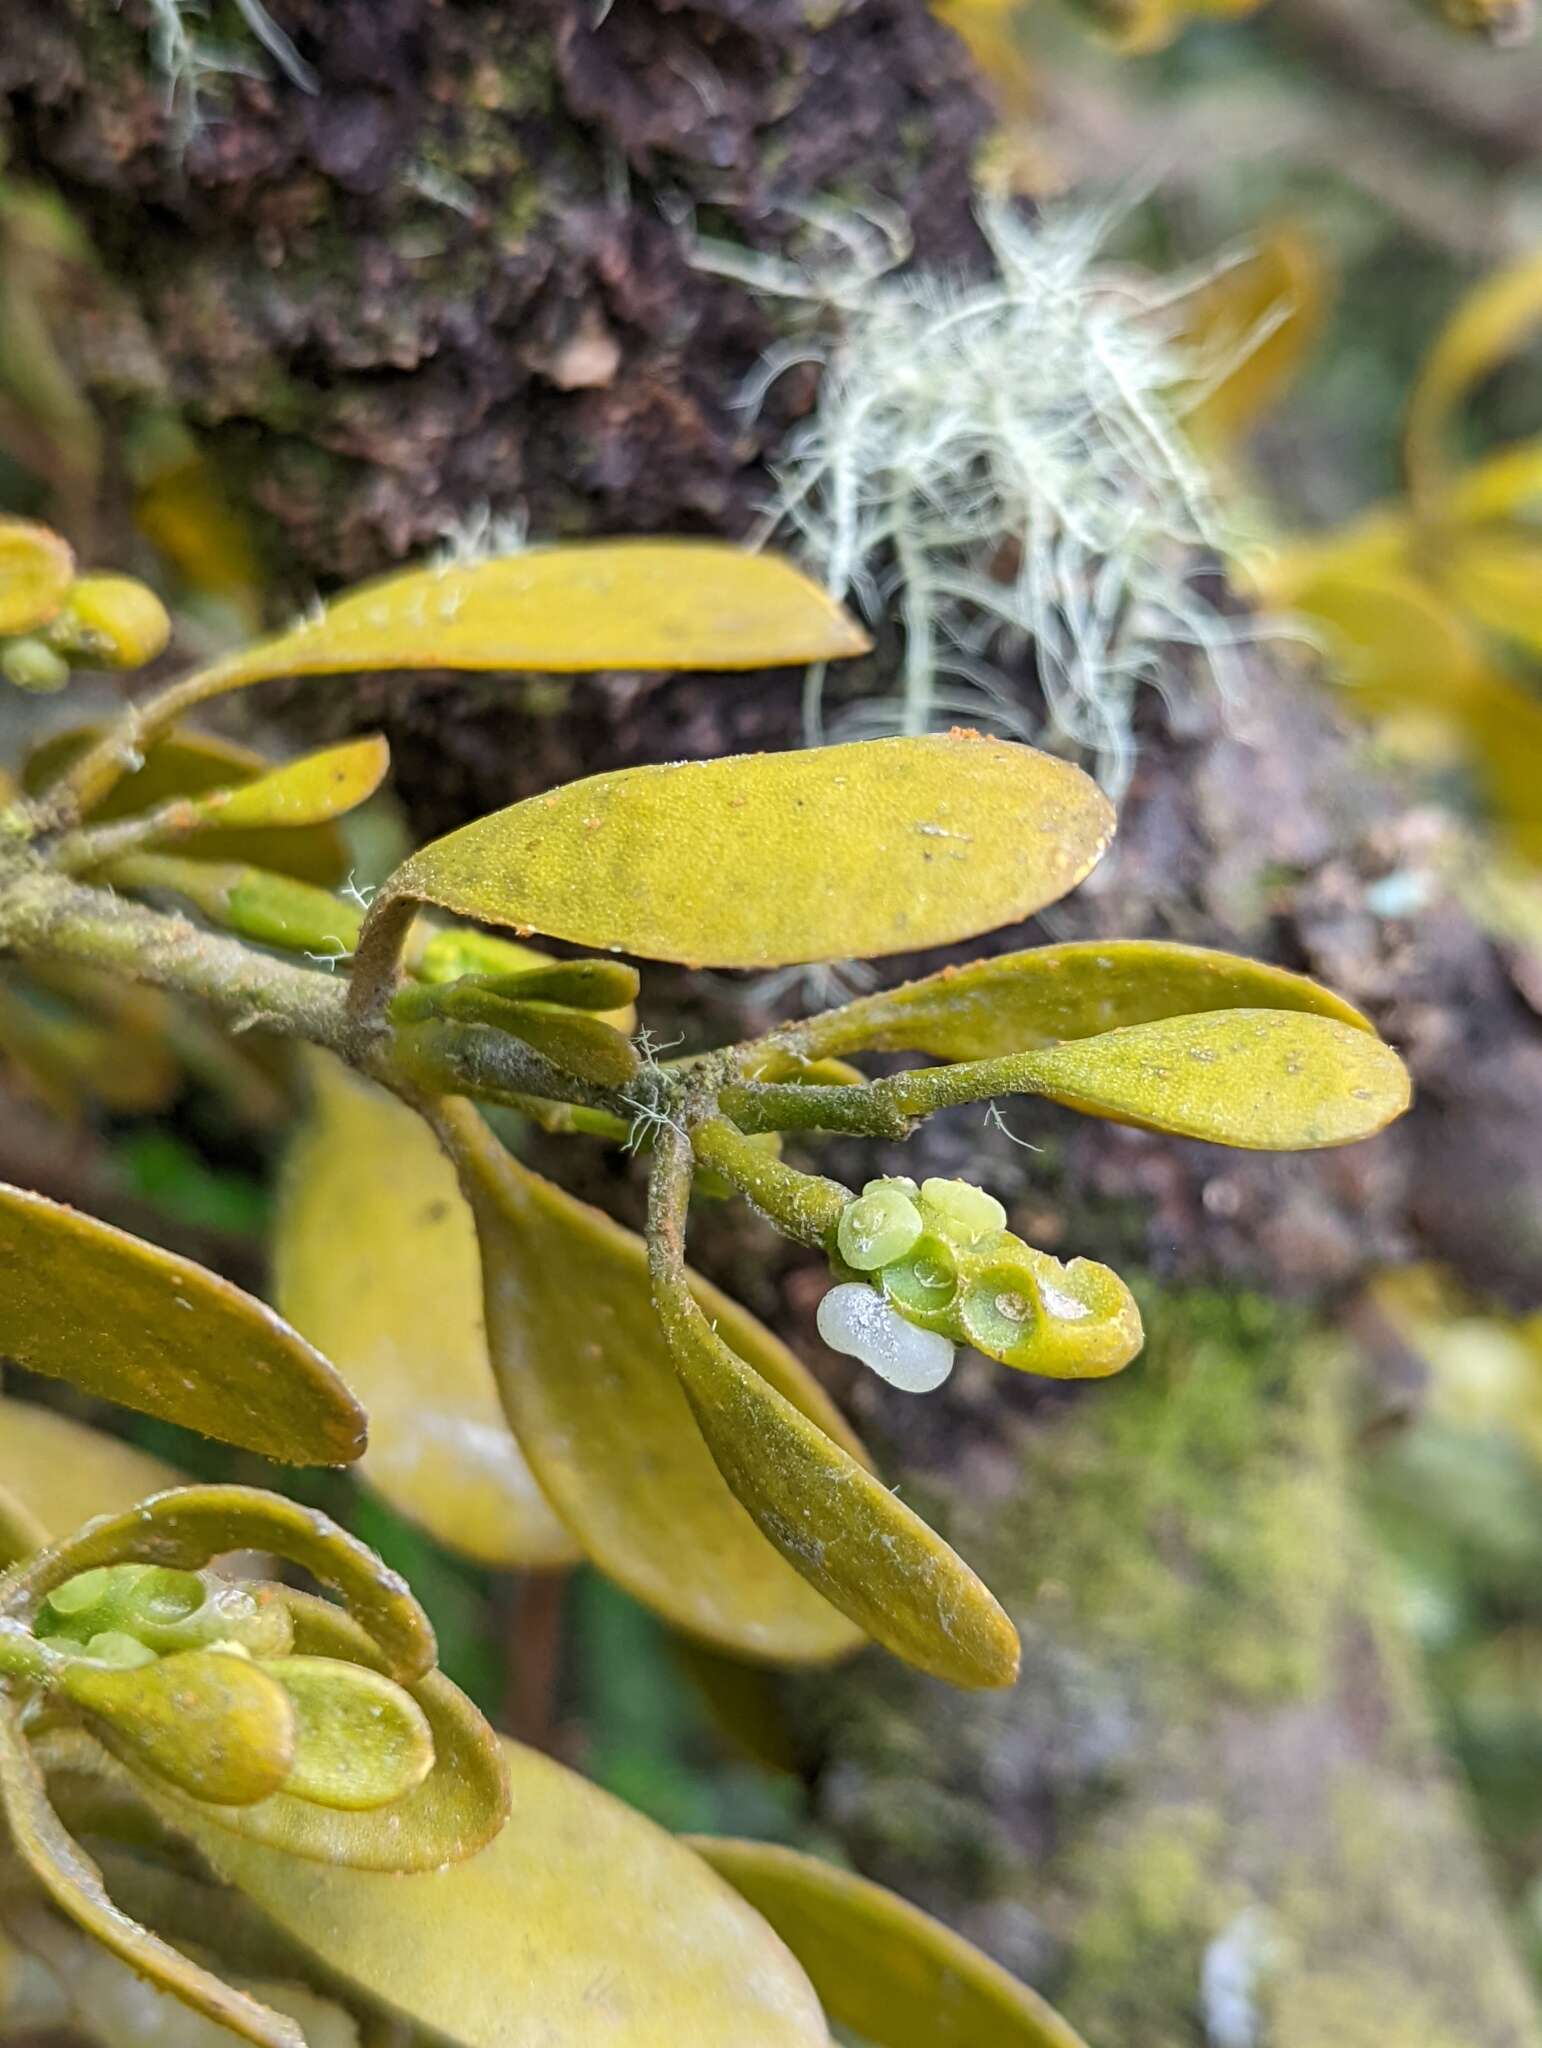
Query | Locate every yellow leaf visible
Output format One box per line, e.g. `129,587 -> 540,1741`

25,726 -> 354,884
0,1696 -> 301,2048
167,1737 -> 830,2048
144,1593 -> 508,1873
0,1397 -> 182,1540
442,1101 -> 864,1664
1405,252 -> 1542,511
801,938 -> 1375,1061
1183,225 -> 1327,451
274,1054 -> 579,1571
0,1183 -> 366,1465
688,1837 -> 1092,2048
654,1271 -> 1021,1687
176,736 -> 391,835
163,541 -> 870,707
62,1651 -> 297,1809
1442,526 -> 1542,659
0,518 -> 74,636
1011,1008 -> 1412,1148
366,733 -> 1114,972
1270,560 -> 1485,717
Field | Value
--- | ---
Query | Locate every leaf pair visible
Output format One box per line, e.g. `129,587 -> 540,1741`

0,1485 -> 507,2048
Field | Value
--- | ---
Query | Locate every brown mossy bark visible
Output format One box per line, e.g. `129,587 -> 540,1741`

5,5 -> 1542,2043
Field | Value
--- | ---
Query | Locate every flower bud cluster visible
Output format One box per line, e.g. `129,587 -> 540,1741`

821,1175 -> 1142,1388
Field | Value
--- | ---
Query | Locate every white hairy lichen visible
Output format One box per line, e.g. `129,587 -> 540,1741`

703,199 -> 1262,796
133,0 -> 316,150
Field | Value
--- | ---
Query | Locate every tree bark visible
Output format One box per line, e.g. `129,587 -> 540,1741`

5,5 -> 1542,2043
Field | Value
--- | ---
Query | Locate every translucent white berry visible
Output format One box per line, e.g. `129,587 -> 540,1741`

816,1282 -> 956,1394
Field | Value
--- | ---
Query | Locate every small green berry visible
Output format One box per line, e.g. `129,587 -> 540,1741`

838,1185 -> 924,1270
81,1631 -> 158,1670
880,1232 -> 962,1331
919,1177 -> 1007,1243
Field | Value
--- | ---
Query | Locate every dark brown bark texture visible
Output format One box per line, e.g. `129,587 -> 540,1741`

5,4 -> 1542,2043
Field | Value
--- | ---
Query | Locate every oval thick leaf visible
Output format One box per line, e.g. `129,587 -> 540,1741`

25,727 -> 351,883
0,1184 -> 365,1465
1405,251 -> 1542,507
688,1837 -> 1092,2048
368,734 -> 1114,970
804,939 -> 1375,1061
1016,1008 -> 1411,1148
0,1696 -> 301,2048
0,518 -> 74,635
179,737 -> 390,834
177,1737 -> 828,2048
0,1397 -> 182,1539
165,541 -> 870,705
65,1651 -> 297,1808
0,1489 -> 435,1686
443,1102 -> 864,1664
653,1277 -> 1021,1689
275,1056 -> 577,1570
147,1594 -> 507,1872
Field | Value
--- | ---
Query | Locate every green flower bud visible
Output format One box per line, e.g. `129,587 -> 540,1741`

80,1631 -> 159,1670
837,1184 -> 924,1270
2,636 -> 71,693
40,1564 -> 294,1661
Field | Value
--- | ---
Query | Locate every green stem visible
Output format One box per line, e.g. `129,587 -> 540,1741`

720,1049 -> 1064,1136
26,650 -> 276,830
690,1117 -> 850,1248
0,865 -> 623,1118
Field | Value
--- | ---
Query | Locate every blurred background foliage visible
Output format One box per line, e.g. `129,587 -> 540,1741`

6,0 -> 1542,2017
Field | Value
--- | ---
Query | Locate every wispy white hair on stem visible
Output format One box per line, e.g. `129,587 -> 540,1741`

700,200 -> 1259,798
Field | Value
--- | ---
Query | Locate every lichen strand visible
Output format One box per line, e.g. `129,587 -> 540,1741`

797,1289 -> 1542,2048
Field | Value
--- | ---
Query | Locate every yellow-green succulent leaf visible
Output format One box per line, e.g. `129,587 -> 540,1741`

1405,251 -> 1542,510
47,573 -> 171,670
275,1055 -> 578,1570
366,733 -> 1114,971
258,1656 -> 434,1812
452,959 -> 642,1011
649,1250 -> 1020,1689
174,1735 -> 829,2048
0,1183 -> 366,1465
442,1100 -> 866,1663
410,987 -> 641,1088
152,540 -> 869,715
24,727 -> 352,883
1180,223 -> 1326,454
803,939 -> 1376,1060
0,518 -> 74,636
0,1489 -> 435,1687
0,1694 -> 302,2048
178,736 -> 391,835
145,1593 -> 507,1871
687,1836 -> 1093,2048
1015,1008 -> 1411,1148
60,1650 -> 298,1807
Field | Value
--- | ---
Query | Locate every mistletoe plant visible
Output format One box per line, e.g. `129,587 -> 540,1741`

0,515 -> 1410,2047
